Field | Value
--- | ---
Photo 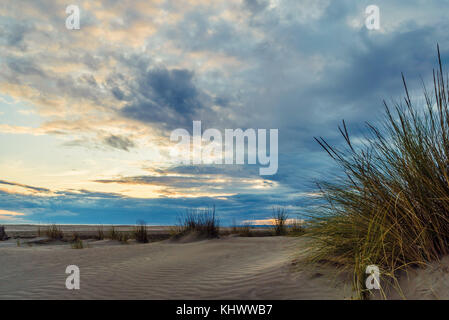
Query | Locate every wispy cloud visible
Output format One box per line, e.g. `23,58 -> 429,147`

0,209 -> 27,223
0,180 -> 51,194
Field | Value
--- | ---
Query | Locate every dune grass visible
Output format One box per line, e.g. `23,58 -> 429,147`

107,226 -> 130,243
231,219 -> 253,237
109,226 -> 119,240
118,232 -> 130,243
71,232 -> 80,241
0,225 -> 7,240
96,226 -> 105,240
173,205 -> 219,238
288,220 -> 305,236
71,238 -> 84,249
272,207 -> 288,236
134,221 -> 149,243
307,46 -> 449,299
46,224 -> 64,240
70,232 -> 85,249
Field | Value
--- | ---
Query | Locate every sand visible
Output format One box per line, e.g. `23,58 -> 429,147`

386,255 -> 449,300
0,235 -> 352,300
2,224 -> 447,300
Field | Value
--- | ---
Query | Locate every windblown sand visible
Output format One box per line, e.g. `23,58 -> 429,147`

3,226 -> 446,300
0,236 -> 352,300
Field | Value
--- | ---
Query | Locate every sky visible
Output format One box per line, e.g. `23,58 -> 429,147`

1,0 -> 449,225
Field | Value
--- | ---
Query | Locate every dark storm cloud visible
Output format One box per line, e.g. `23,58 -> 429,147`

120,67 -> 208,129
103,134 -> 135,151
325,27 -> 448,111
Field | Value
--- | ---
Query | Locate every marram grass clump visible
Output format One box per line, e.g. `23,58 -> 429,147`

134,221 -> 149,243
96,226 -> 105,240
272,206 -> 288,236
46,224 -> 64,240
71,238 -> 84,249
173,205 -> 219,238
109,226 -> 119,240
231,221 -> 253,237
307,46 -> 449,299
288,220 -> 305,236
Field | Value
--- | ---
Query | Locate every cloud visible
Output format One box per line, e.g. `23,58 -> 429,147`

243,0 -> 269,14
0,19 -> 30,50
0,209 -> 25,217
243,218 -> 305,225
103,134 -> 135,151
0,209 -> 26,222
0,180 -> 51,193
92,164 -> 277,197
120,67 -> 209,129
0,185 -> 300,225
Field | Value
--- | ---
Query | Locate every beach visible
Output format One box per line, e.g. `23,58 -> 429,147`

0,225 -> 351,300
2,225 -> 449,300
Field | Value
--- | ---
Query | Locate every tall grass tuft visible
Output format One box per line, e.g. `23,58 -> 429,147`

231,219 -> 253,237
71,238 -> 84,249
96,226 -> 105,240
71,232 -> 80,241
46,224 -> 64,240
0,225 -> 7,240
307,45 -> 449,298
134,220 -> 149,243
118,232 -> 130,244
288,219 -> 305,236
175,205 -> 219,238
109,226 -> 119,240
272,207 -> 288,235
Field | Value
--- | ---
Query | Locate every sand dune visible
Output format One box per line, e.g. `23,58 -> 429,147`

2,233 -> 449,299
385,256 -> 449,300
0,236 -> 352,300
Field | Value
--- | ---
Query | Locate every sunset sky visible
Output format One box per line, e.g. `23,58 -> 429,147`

1,0 -> 448,224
